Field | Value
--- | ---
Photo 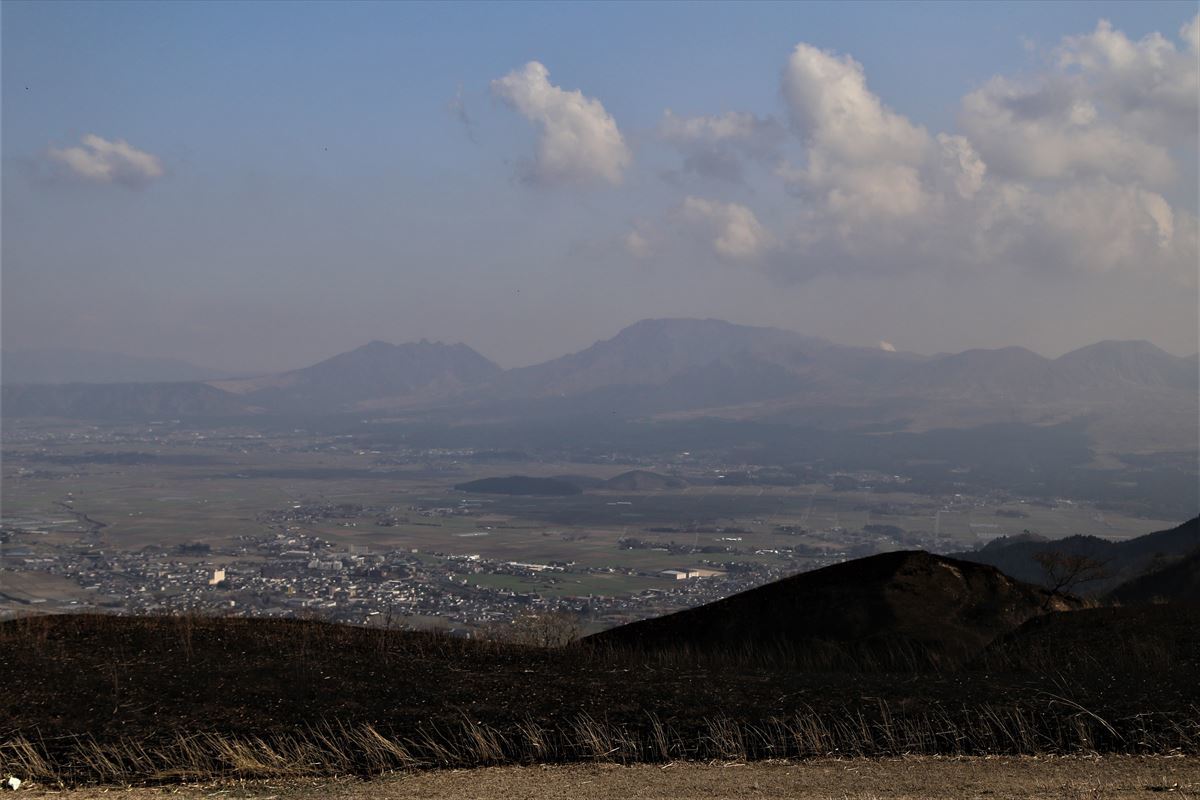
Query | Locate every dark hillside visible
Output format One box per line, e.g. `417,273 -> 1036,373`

1108,550 -> 1200,605
586,551 -> 1076,665
2,609 -> 1196,784
605,470 -> 687,491
977,604 -> 1200,674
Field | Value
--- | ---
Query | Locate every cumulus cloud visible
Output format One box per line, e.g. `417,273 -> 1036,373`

776,44 -> 942,237
46,134 -> 164,187
782,43 -> 929,165
960,76 -> 1175,185
678,196 -> 774,260
1059,17 -> 1199,141
491,61 -> 631,186
879,340 -> 897,352
640,16 -> 1196,290
657,110 -> 784,183
961,17 -> 1198,186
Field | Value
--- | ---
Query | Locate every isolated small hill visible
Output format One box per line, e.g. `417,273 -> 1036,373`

1,348 -> 228,384
587,551 -> 1075,664
0,381 -> 250,419
605,470 -> 688,491
1108,549 -> 1200,605
455,475 -> 583,496
212,340 -> 501,413
954,517 -> 1200,595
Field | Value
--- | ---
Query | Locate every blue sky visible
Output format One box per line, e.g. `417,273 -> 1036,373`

3,1 -> 1197,371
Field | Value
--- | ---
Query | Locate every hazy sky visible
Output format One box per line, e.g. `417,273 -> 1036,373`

3,1 -> 1197,373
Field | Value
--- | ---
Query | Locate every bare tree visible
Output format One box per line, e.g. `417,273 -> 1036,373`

1033,549 -> 1109,605
495,610 -> 582,648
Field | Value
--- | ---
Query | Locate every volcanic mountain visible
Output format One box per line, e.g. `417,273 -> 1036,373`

587,550 -> 1076,664
4,322 -> 1196,455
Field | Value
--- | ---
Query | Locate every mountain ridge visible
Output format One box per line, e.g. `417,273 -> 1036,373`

3,320 -> 1196,452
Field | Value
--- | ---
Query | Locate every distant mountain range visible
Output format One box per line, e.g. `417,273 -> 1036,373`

1,348 -> 228,385
3,319 -> 1197,454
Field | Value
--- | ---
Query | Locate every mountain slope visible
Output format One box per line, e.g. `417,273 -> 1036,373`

1107,549 -> 1200,605
587,550 -> 1075,664
954,517 -> 1200,595
0,381 -> 251,419
3,323 -> 1195,441
1054,340 -> 1199,391
211,340 -> 501,413
606,470 -> 688,491
492,318 -> 891,398
1,348 -> 227,384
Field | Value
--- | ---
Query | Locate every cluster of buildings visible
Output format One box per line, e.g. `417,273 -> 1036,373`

0,519 -> 819,632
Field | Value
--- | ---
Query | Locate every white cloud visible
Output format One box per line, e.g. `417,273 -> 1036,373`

960,17 -> 1197,186
491,61 -> 631,186
678,196 -> 774,260
1058,18 -> 1199,142
775,43 -> 941,240
879,340 -> 897,352
978,179 -> 1189,275
782,43 -> 929,165
639,17 -> 1196,292
960,75 -> 1175,185
46,134 -> 164,187
1183,14 -> 1200,53
935,134 -> 986,199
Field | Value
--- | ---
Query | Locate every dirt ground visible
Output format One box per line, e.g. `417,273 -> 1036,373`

18,756 -> 1200,799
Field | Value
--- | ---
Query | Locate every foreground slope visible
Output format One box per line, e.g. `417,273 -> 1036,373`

586,550 -> 1075,662
2,601 -> 1196,783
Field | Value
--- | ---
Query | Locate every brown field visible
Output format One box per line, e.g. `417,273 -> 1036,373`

21,756 -> 1200,799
